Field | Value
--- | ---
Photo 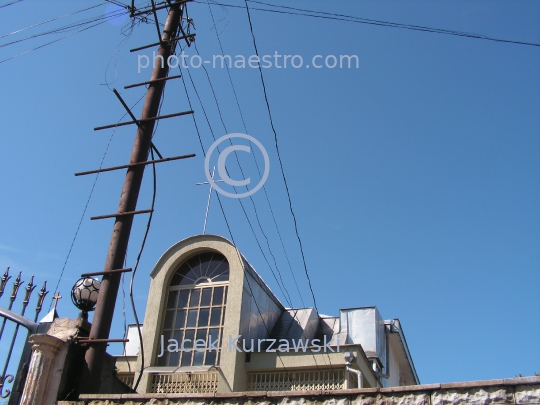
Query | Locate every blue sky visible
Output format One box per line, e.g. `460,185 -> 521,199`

0,0 -> 538,385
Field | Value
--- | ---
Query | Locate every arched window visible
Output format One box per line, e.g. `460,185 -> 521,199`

158,252 -> 229,367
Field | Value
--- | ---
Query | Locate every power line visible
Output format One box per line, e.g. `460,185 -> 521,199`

241,4 -> 336,371
199,0 -> 540,48
177,46 -> 236,243
205,0 -> 306,308
191,41 -> 294,307
0,7 -> 127,49
49,92 -> 147,311
178,56 -> 295,381
0,4 -> 106,41
0,0 -> 22,10
0,2 -> 167,65
0,20 -> 108,64
180,52 -> 294,307
244,0 -> 319,313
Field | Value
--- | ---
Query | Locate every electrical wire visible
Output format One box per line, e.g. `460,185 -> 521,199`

178,53 -> 294,383
244,0 -> 319,317
0,3 -> 164,65
0,7 -> 128,49
103,17 -> 137,90
199,0 -> 540,48
253,0 -> 540,48
120,259 -> 133,378
179,9 -> 333,372
0,19 -> 110,64
0,3 -> 105,39
0,0 -> 22,10
179,20 -> 330,374
129,147 -> 156,391
205,0 -> 306,308
177,48 -> 235,243
190,40 -> 294,307
49,92 -> 147,311
243,0 -> 337,372
183,58 -> 293,307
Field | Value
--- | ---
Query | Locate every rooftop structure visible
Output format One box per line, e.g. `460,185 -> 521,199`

114,234 -> 419,394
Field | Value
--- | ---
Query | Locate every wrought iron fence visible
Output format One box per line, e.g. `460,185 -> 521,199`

0,267 -> 48,403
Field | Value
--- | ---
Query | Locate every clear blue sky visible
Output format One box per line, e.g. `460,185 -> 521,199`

0,0 -> 538,385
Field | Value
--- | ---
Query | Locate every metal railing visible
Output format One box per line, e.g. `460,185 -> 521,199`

247,369 -> 350,391
151,372 -> 219,394
117,373 -> 135,387
0,268 -> 48,402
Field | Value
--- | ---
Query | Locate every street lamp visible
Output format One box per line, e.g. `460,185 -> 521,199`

71,277 -> 100,320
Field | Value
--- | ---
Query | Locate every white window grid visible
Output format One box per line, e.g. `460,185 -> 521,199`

159,282 -> 228,367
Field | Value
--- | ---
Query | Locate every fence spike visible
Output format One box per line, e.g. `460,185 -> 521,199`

10,272 -> 23,304
23,276 -> 36,306
0,268 -> 10,298
34,281 -> 49,321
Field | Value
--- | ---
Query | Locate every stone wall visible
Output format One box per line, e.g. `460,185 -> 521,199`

59,376 -> 540,405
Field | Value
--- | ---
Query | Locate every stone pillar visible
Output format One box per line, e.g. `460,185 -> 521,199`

20,334 -> 68,405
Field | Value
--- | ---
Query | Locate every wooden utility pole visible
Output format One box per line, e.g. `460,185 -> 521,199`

82,3 -> 184,393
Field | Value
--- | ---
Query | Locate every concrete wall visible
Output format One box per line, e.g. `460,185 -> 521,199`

59,376 -> 540,405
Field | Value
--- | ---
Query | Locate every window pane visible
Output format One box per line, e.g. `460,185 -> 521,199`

196,329 -> 208,343
164,310 -> 174,329
177,290 -> 189,308
212,287 -> 223,305
157,330 -> 172,366
198,308 -> 209,327
206,258 -> 224,278
170,272 -> 182,286
157,352 -> 167,366
210,308 -> 222,326
175,311 -> 186,329
179,270 -> 198,285
189,255 -> 204,279
169,350 -> 179,367
209,328 -> 220,343
213,269 -> 229,282
201,288 -> 212,306
198,252 -> 214,275
193,350 -> 204,366
180,261 -> 198,285
187,309 -> 198,327
184,330 -> 195,349
181,350 -> 192,367
173,330 -> 183,343
166,291 -> 177,308
205,350 -> 217,366
189,289 -> 200,307
224,287 -> 228,304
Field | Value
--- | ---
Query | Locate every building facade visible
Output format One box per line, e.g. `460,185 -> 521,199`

115,234 -> 419,394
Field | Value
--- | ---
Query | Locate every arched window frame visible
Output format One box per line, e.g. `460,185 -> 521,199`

158,251 -> 229,367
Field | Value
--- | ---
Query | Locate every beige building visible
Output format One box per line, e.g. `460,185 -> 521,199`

115,234 -> 419,394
